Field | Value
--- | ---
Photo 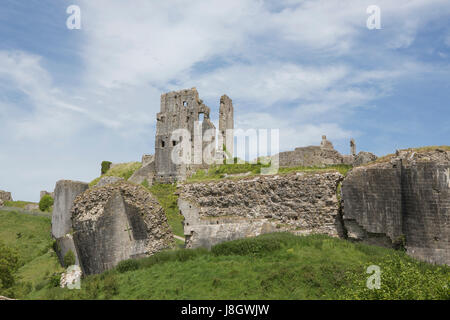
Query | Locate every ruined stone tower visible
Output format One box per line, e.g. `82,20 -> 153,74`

350,138 -> 356,156
219,95 -> 234,161
155,88 -> 216,183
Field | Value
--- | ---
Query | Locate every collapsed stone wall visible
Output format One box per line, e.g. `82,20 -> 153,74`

341,149 -> 450,265
71,182 -> 174,274
178,172 -> 343,248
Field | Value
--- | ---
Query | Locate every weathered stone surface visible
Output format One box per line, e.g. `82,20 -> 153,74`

142,154 -> 154,167
128,159 -> 155,185
71,181 -> 174,274
52,180 -> 89,239
0,190 -> 12,202
342,148 -> 450,265
0,199 -> 3,207
52,180 -> 89,267
353,151 -> 377,166
96,176 -> 124,188
155,88 -> 217,183
178,172 -> 344,248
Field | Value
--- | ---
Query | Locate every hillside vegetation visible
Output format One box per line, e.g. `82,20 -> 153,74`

89,162 -> 142,187
1,210 -> 447,300
0,210 -> 63,298
188,162 -> 352,182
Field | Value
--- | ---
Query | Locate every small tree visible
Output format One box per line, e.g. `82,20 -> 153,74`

101,161 -> 112,175
39,194 -> 54,212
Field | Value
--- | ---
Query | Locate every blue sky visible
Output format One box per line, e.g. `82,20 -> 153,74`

0,0 -> 449,201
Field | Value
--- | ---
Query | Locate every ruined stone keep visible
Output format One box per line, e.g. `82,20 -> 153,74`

155,88 -> 234,183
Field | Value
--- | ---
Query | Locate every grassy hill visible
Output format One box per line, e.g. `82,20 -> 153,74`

0,209 -> 448,300
0,210 -> 63,298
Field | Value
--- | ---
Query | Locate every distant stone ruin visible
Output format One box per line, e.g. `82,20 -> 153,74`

0,190 -> 12,202
40,190 -> 54,200
275,135 -> 377,168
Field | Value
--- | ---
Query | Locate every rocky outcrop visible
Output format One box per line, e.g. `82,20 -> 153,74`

71,181 -> 174,274
178,172 -> 344,248
342,148 -> 450,265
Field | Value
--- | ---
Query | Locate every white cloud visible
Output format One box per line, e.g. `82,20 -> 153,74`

2,0 -> 450,201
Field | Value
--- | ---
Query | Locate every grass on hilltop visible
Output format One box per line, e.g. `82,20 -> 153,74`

188,162 -> 352,183
89,162 -> 142,187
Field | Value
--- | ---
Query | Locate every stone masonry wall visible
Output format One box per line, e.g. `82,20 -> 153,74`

341,149 -> 450,265
178,172 -> 343,249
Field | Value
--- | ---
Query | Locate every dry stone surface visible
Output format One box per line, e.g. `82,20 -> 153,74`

342,148 -> 450,265
71,181 -> 174,274
178,172 -> 344,248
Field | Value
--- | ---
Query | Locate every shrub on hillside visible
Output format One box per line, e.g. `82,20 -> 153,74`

0,242 -> 20,290
101,161 -> 112,175
39,195 -> 54,212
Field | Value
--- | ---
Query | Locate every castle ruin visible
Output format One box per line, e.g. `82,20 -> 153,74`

154,88 -> 234,183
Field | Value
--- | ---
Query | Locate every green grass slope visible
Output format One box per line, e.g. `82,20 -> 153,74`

0,210 -> 63,298
28,233 -> 450,300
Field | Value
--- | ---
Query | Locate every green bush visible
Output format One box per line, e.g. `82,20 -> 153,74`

101,161 -> 112,175
116,259 -> 139,273
0,242 -> 20,290
39,195 -> 54,212
63,250 -> 76,267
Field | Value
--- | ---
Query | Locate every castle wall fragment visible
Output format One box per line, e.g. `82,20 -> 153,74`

342,151 -> 450,265
178,172 -> 344,249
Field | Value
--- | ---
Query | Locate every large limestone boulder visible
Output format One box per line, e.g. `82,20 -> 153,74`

71,181 -> 174,274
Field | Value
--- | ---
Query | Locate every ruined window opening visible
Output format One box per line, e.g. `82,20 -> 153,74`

183,101 -> 188,107
161,140 -> 165,148
198,112 -> 204,122
172,141 -> 177,146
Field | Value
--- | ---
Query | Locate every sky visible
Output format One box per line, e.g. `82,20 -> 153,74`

0,0 -> 449,202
